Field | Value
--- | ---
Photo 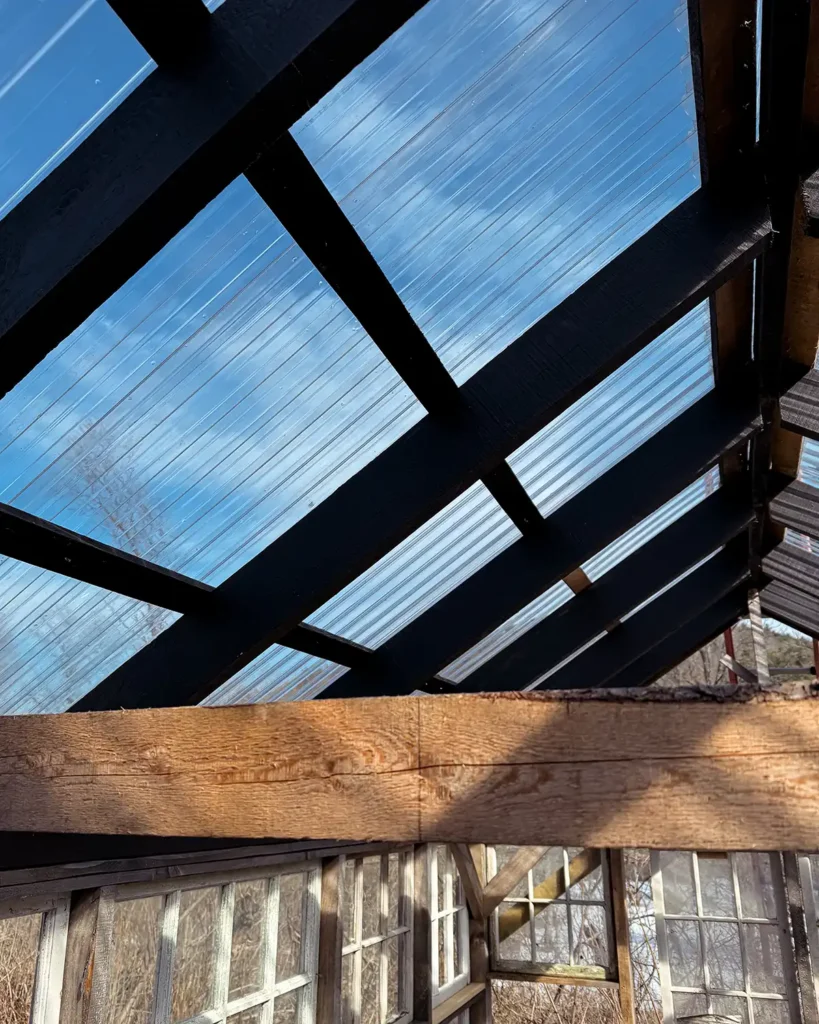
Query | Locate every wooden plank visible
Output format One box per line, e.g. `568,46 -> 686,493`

72,182 -> 769,712
459,488 -> 753,694
481,848 -> 548,917
748,588 -> 773,687
770,477 -> 819,541
481,463 -> 545,538
763,540 -> 819,598
782,851 -> 819,1024
467,844 -> 491,1024
609,851 -> 636,1024
780,368 -> 819,441
11,695 -> 819,849
413,845 -> 433,1024
762,578 -> 819,636
533,546 -> 749,692
431,982 -> 486,1024
449,845 -> 485,922
58,890 -> 101,1024
488,970 -> 618,989
323,394 -> 759,701
563,569 -> 592,596
0,0 -> 434,399
496,850 -> 602,945
316,856 -> 343,1024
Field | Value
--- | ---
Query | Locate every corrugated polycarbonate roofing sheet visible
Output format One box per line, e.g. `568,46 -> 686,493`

508,302 -> 713,516
306,481 -> 520,647
0,0 -> 152,219
0,175 -> 424,588
204,646 -> 347,707
0,558 -> 177,714
295,0 -> 700,384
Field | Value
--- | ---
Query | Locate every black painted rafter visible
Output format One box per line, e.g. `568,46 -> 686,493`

107,0 -> 211,67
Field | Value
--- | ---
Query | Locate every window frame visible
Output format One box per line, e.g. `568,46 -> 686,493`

88,859 -> 322,1024
0,893 -> 70,1024
429,844 -> 471,1006
652,850 -> 800,1024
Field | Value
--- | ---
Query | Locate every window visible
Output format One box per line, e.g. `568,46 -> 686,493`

652,851 -> 798,1024
430,845 -> 470,1006
341,852 -> 413,1024
797,855 -> 819,1007
0,895 -> 69,1024
488,846 -> 614,979
91,863 -> 321,1024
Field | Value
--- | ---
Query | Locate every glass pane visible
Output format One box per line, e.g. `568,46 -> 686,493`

570,905 -> 608,967
659,852 -> 697,916
277,873 -> 306,981
437,846 -> 448,912
745,923 -> 786,995
711,995 -> 748,1023
296,0 -> 700,385
0,912 -> 41,1024
272,989 -> 300,1024
532,848 -> 567,896
307,482 -> 518,646
229,880 -> 267,1000
362,857 -> 382,940
498,901 -> 531,961
387,936 -> 401,1019
495,845 -> 529,898
0,176 -> 423,591
341,953 -> 355,1024
107,897 -> 163,1024
703,921 -> 743,992
666,919 -> 703,988
568,848 -> 603,900
388,854 -> 400,931
672,992 -> 707,1018
735,854 -> 778,920
534,903 -> 569,965
171,886 -> 220,1022
0,1 -> 151,218
438,916 -> 447,983
342,859 -> 357,945
698,855 -> 736,917
361,944 -> 380,1024
453,909 -> 462,977
751,1000 -> 791,1024
227,1007 -> 265,1024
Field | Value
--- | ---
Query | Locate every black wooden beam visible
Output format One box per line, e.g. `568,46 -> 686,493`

320,390 -> 758,700
246,133 -> 458,416
284,624 -> 374,670
0,0 -> 434,401
107,0 -> 211,67
597,586 -> 747,691
481,462 -> 545,537
72,181 -> 769,712
780,367 -> 819,441
454,487 -> 753,693
533,544 -> 750,691
769,475 -> 819,542
761,578 -> 819,636
762,540 -> 819,598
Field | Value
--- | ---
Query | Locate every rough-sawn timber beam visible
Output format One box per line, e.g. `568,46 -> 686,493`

5,694 -> 819,850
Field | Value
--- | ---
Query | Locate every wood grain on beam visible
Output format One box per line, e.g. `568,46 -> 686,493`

7,695 -> 819,850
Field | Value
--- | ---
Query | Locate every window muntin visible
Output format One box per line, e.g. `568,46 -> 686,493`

341,852 -> 413,1024
429,845 -> 470,1005
652,851 -> 798,1024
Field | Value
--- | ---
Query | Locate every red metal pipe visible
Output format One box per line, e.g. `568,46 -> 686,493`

724,627 -> 738,685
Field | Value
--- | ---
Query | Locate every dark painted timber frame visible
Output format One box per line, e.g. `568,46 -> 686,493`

2,0 -> 818,749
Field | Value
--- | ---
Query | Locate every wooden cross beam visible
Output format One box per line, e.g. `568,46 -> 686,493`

3,694 -> 819,850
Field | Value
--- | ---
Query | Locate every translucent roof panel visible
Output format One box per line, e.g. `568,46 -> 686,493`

306,481 -> 520,646
0,558 -> 177,714
440,580 -> 574,684
0,175 -> 424,585
582,468 -> 720,581
800,438 -> 819,487
294,0 -> 700,384
509,302 -> 713,516
1,0 -> 153,219
203,646 -> 347,706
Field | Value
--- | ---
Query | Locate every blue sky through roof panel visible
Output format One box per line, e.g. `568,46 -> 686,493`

0,557 -> 177,714
0,176 -> 424,587
203,645 -> 347,706
294,0 -> 700,384
306,482 -> 520,647
0,0 -> 152,219
508,302 -> 713,515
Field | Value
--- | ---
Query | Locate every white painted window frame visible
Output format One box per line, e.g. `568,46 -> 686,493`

88,858 -> 322,1024
429,844 -> 470,1007
797,855 -> 819,1005
651,851 -> 799,1024
0,892 -> 70,1024
340,850 -> 414,1024
486,846 -> 615,979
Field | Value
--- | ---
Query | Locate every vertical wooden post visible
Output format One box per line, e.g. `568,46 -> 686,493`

468,844 -> 490,1024
782,852 -> 819,1024
316,855 -> 344,1024
609,850 -> 636,1024
748,589 -> 772,687
58,890 -> 103,1024
413,845 -> 433,1024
